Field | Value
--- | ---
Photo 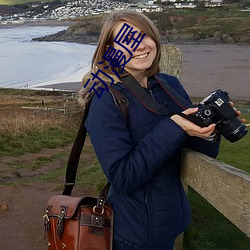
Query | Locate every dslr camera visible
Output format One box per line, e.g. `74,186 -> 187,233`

182,89 -> 248,142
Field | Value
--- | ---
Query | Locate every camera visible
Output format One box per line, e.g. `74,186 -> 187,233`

182,89 -> 248,142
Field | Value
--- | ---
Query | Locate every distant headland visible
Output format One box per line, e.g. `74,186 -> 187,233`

1,1 -> 250,45
32,11 -> 250,45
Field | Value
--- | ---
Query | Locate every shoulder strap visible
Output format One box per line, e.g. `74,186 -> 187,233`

108,87 -> 129,125
62,102 -> 90,195
62,88 -> 129,196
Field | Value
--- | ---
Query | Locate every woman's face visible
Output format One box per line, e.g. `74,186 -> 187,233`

111,21 -> 157,76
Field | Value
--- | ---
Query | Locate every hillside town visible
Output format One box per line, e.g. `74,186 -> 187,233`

0,0 -> 224,25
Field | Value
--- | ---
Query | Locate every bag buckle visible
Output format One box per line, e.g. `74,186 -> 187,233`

43,208 -> 50,233
93,205 -> 104,215
91,215 -> 103,227
56,206 -> 66,238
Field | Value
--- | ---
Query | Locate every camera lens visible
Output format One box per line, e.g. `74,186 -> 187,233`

227,123 -> 248,142
217,118 -> 248,142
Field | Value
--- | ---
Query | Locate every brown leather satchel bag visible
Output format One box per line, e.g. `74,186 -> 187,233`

43,184 -> 113,250
43,88 -> 128,249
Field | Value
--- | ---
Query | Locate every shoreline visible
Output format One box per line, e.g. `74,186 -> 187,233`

0,20 -> 76,29
33,81 -> 82,92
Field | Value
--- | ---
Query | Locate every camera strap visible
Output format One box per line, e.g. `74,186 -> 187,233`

120,74 -> 193,115
154,75 -> 194,110
121,74 -> 170,115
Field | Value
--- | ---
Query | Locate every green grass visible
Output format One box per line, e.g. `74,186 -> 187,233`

0,126 -> 77,157
203,17 -> 250,34
75,157 -> 107,195
11,153 -> 66,170
170,9 -> 250,18
184,189 -> 250,250
217,113 -> 250,172
217,135 -> 250,172
35,165 -> 66,182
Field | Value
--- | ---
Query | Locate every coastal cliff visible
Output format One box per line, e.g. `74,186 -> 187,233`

33,12 -> 250,45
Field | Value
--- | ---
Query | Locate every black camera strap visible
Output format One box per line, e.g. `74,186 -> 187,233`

121,74 -> 193,115
121,74 -> 170,115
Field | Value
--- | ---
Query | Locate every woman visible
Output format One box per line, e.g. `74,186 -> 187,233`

79,10 -> 222,250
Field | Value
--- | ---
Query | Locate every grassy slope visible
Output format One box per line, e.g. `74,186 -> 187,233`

0,88 -> 81,157
67,11 -> 250,44
1,79 -> 250,249
146,11 -> 250,38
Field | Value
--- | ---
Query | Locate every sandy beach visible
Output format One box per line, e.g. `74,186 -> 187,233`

36,44 -> 250,102
177,44 -> 250,102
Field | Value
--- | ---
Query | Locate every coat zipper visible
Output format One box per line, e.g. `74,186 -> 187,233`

144,184 -> 154,243
149,89 -> 155,101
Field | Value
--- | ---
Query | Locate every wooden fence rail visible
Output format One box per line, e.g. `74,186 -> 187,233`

21,104 -> 81,114
174,149 -> 250,249
21,106 -> 67,113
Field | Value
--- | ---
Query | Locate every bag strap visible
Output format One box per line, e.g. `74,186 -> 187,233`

108,87 -> 129,125
62,88 -> 128,196
62,105 -> 89,195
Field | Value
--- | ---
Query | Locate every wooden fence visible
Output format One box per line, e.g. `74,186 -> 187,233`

21,106 -> 67,113
21,103 -> 81,116
174,150 -> 250,250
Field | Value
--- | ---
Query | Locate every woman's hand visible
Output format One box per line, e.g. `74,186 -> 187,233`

230,101 -> 246,123
171,107 -> 216,139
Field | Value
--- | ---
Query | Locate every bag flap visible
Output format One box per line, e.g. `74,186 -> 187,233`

46,195 -> 96,218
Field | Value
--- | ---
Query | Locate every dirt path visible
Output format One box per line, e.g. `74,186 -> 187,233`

0,138 -> 93,250
0,185 -> 56,250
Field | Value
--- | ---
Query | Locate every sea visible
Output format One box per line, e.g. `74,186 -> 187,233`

0,25 -> 96,89
0,25 -> 249,101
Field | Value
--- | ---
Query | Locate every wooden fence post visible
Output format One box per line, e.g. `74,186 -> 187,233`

159,45 -> 182,79
160,44 -> 184,250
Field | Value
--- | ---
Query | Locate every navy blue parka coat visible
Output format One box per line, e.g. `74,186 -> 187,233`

85,73 -> 220,250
